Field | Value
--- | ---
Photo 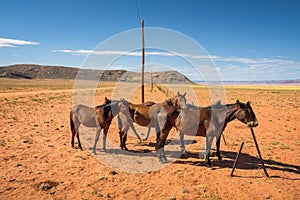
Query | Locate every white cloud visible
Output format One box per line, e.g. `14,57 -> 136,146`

0,38 -> 39,47
52,49 -> 219,60
52,49 -> 300,68
53,48 -> 300,80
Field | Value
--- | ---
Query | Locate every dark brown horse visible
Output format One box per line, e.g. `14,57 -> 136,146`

117,92 -> 188,150
70,98 -> 136,154
155,100 -> 258,168
180,100 -> 258,160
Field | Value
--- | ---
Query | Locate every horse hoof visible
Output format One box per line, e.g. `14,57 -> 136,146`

218,156 -> 223,161
206,164 -> 213,169
181,149 -> 188,155
198,152 -> 205,159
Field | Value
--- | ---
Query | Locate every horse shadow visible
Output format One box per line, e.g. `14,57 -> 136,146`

173,149 -> 300,178
88,143 -> 300,179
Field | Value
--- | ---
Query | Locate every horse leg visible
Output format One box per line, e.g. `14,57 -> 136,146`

117,114 -> 124,149
74,121 -> 82,150
119,130 -> 123,149
76,132 -> 83,150
158,127 -> 170,163
71,125 -> 75,149
179,132 -> 186,154
154,110 -> 169,163
70,113 -> 76,148
216,134 -> 223,161
155,130 -> 163,163
144,127 -> 151,141
161,135 -> 168,163
156,146 -> 165,163
102,127 -> 108,152
129,122 -> 142,143
205,135 -> 214,168
93,127 -> 101,154
119,126 -> 128,151
155,112 -> 164,163
71,114 -> 81,149
122,131 -> 128,151
155,128 -> 167,163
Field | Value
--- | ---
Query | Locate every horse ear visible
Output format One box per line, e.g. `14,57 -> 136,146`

105,97 -> 108,103
247,101 -> 251,106
177,91 -> 180,96
236,100 -> 240,108
183,92 -> 186,97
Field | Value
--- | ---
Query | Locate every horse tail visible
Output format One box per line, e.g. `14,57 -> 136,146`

70,110 -> 75,135
154,110 -> 161,140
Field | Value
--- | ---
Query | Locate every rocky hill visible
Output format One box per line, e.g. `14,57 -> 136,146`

0,64 -> 194,84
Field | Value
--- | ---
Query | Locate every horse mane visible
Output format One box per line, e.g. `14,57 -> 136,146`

144,101 -> 155,106
165,98 -> 174,106
95,98 -> 119,118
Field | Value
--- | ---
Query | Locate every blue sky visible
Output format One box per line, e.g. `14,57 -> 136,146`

0,0 -> 299,81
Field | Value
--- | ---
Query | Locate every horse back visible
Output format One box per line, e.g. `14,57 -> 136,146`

175,108 -> 210,136
133,104 -> 156,127
71,104 -> 98,127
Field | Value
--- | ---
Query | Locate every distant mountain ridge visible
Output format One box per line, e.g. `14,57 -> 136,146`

0,64 -> 194,84
194,79 -> 300,85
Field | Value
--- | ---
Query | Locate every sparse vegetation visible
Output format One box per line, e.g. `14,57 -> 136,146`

0,139 -> 6,147
279,143 -> 290,149
270,141 -> 280,146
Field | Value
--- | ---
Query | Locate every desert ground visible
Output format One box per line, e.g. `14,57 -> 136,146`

0,78 -> 299,200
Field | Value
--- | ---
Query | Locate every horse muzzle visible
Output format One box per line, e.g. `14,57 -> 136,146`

247,121 -> 259,128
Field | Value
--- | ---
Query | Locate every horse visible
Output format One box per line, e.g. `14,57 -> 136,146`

179,101 -> 258,161
70,97 -> 136,154
117,92 -> 187,150
155,100 -> 258,168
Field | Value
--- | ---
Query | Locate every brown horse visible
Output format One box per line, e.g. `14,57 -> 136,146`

70,97 -> 135,154
155,100 -> 258,168
180,100 -> 258,160
117,92 -> 188,150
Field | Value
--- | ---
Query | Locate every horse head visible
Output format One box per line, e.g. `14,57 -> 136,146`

235,100 -> 259,128
171,91 -> 187,109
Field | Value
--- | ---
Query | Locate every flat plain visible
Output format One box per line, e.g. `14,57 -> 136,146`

0,78 -> 299,199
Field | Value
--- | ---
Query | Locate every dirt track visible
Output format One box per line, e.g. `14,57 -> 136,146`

0,81 -> 299,199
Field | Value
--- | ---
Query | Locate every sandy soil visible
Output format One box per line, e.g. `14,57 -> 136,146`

0,80 -> 299,200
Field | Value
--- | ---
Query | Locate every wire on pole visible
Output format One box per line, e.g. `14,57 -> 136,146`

134,0 -> 142,23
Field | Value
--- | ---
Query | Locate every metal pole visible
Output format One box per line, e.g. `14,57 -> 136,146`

250,128 -> 269,177
230,142 -> 244,176
141,19 -> 145,103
